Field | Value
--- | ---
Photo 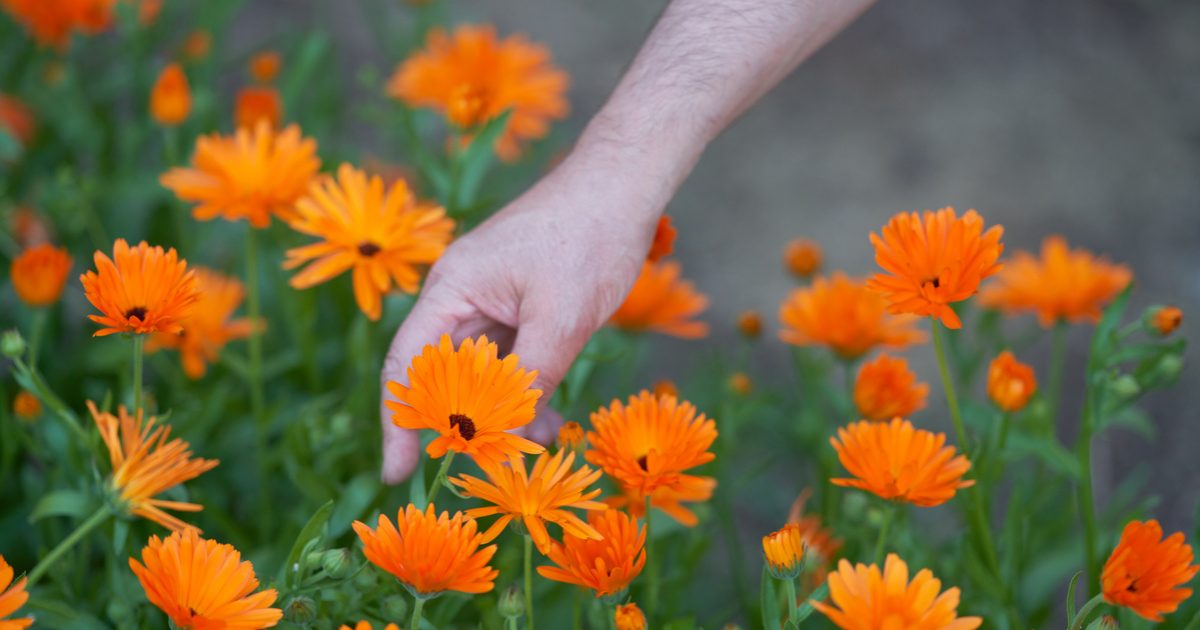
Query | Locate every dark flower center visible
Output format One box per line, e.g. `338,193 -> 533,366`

124,306 -> 148,321
922,276 -> 941,289
637,455 -> 649,471
449,414 -> 476,441
358,241 -> 382,257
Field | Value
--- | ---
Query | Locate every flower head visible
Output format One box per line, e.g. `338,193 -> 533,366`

812,554 -> 981,630
150,63 -> 190,126
987,350 -> 1036,413
763,523 -> 807,579
0,554 -> 32,629
1102,519 -> 1199,622
830,418 -> 973,507
868,208 -> 1004,329
647,215 -> 676,262
0,94 -> 34,147
557,421 -> 586,452
182,29 -> 211,60
614,603 -> 646,630
652,380 -> 677,398
284,164 -> 454,321
80,239 -> 199,337
853,353 -> 928,421
387,334 -> 544,468
538,509 -> 646,598
249,51 -> 280,83
13,391 -> 40,421
148,268 -> 259,379
610,260 -> 709,338
11,243 -> 72,306
728,372 -> 753,396
129,528 -> 282,629
353,504 -> 498,597
737,310 -> 763,339
779,272 -> 924,360
1148,305 -> 1183,337
235,87 -> 282,130
1,0 -> 113,48
784,238 -> 822,279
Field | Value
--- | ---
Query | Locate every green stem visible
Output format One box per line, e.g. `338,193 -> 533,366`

131,334 -> 145,412
644,493 -> 659,622
244,229 -> 266,425
524,534 -> 535,630
1048,320 -> 1067,431
26,504 -> 112,587
783,576 -> 799,629
571,588 -> 582,630
1182,606 -> 1200,630
408,597 -> 426,630
425,451 -> 455,507
1069,593 -> 1106,630
1078,392 -> 1099,596
27,308 -> 47,369
988,412 -> 1011,485
930,320 -> 969,450
873,503 -> 895,564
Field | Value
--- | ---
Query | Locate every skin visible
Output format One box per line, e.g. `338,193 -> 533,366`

380,0 -> 876,483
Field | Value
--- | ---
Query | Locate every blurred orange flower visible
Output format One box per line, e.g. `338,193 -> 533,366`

284,164 -> 454,321
249,51 -> 281,83
0,554 -> 33,629
388,25 -> 568,161
652,379 -> 678,399
647,215 -> 676,262
986,350 -> 1036,413
1102,519 -> 1199,622
150,63 -> 190,126
557,421 -> 586,451
12,391 -> 41,421
1,0 -> 113,48
830,418 -> 973,507
182,29 -> 211,60
813,554 -> 981,630
762,522 -> 807,579
853,353 -> 928,421
0,94 -> 34,146
614,603 -> 646,630
610,260 -> 709,338
11,243 -> 72,307
779,272 -> 924,360
737,310 -> 763,339
1149,305 -> 1183,337
783,238 -> 822,279
786,489 -> 842,579
728,372 -> 753,396
148,268 -> 259,379
538,509 -> 646,598
235,87 -> 282,130
80,239 -> 199,337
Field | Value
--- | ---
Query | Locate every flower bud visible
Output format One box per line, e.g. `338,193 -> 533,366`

283,596 -> 317,623
737,311 -> 763,339
1,329 -> 26,358
1144,353 -> 1184,388
497,585 -> 524,619
1144,305 -> 1182,337
1094,615 -> 1118,630
321,548 -> 353,579
1107,374 -> 1140,402
729,372 -> 753,396
783,238 -> 822,279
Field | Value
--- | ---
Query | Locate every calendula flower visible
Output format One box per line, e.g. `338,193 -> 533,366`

784,238 -> 822,279
853,353 -> 928,421
1148,305 -> 1183,337
388,24 -> 568,161
90,401 -> 218,530
1102,519 -> 1199,622
586,391 -> 717,526
129,528 -> 282,629
614,603 -> 646,630
987,350 -> 1036,413
353,504 -> 498,597
284,164 -> 455,321
538,510 -> 646,598
150,63 -> 190,126
1,0 -> 112,48
452,450 -> 606,552
557,421 -> 586,451
979,235 -> 1131,327
12,391 -> 40,421
80,239 -> 199,337
830,418 -> 973,507
647,215 -> 676,262
148,268 -> 259,379
0,554 -> 32,629
737,310 -> 763,339
387,334 -> 544,468
181,29 -> 211,60
868,208 -> 1004,329
786,489 -> 842,584
728,372 -> 753,396
763,523 -> 807,579
11,243 -> 72,306
249,51 -> 280,83
813,554 -> 982,630
780,272 -> 924,360
160,121 -> 320,228
610,260 -> 709,338
0,94 -> 34,147
235,87 -> 282,130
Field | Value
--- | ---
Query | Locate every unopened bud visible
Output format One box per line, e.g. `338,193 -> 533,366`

1,329 -> 26,358
283,596 -> 317,623
497,585 -> 524,619
1108,374 -> 1140,401
1144,305 -> 1182,337
1149,353 -> 1184,387
1094,615 -> 1118,630
321,548 -> 352,578
737,311 -> 763,339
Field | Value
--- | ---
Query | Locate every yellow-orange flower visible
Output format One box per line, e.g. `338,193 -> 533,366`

80,239 -> 199,337
0,0 -> 113,48
181,29 -> 210,60
129,528 -> 282,629
284,164 -> 454,321
150,63 -> 190,126
249,51 -> 280,83
235,87 -> 282,131
557,421 -> 586,451
586,391 -> 717,526
387,24 -> 568,161
0,554 -> 32,630
853,353 -> 928,421
387,334 -> 544,468
160,121 -> 319,228
737,310 -> 763,339
979,235 -> 1131,327
538,509 -> 646,598
784,238 -> 822,279
780,272 -> 924,360
987,350 -> 1036,413
868,208 -> 1004,329
830,418 -> 973,507
90,401 -> 218,530
610,260 -> 709,338
647,215 -> 676,262
11,243 -> 72,306
614,603 -> 646,630
0,94 -> 34,147
452,449 -> 606,552
1102,519 -> 1199,622
148,268 -> 259,379
12,391 -> 41,421
352,504 -> 498,597
1149,306 -> 1183,337
763,522 -> 807,579
813,554 -> 982,630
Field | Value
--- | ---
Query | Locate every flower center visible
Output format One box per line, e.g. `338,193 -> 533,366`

637,455 -> 649,471
922,276 -> 941,289
357,241 -> 382,257
449,414 -> 476,441
124,306 -> 148,321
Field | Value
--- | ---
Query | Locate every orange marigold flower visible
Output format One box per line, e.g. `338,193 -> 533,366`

979,235 -> 1131,327
150,63 -> 190,126
284,164 -> 454,321
779,272 -> 924,360
853,353 -> 928,421
813,554 -> 982,630
452,450 -> 606,552
181,29 -> 211,60
830,418 -> 973,507
538,509 -> 646,598
987,350 -> 1036,413
1,0 -> 113,48
763,522 -> 807,579
80,239 -> 199,337
1148,305 -> 1183,337
235,87 -> 282,131
614,603 -> 646,630
652,379 -> 677,399
387,25 -> 568,161
249,51 -> 280,83
647,215 -> 676,262
737,310 -> 763,339
0,94 -> 35,146
160,121 -> 319,228
868,208 -> 1004,329
353,504 -> 498,597
148,268 -> 259,379
610,260 -> 709,338
11,243 -> 72,306
0,554 -> 32,629
783,238 -> 822,279
557,421 -> 586,451
728,372 -> 752,396
586,391 -> 717,526
12,390 -> 41,421
1102,519 -> 1199,622
130,528 -> 282,629
387,334 -> 544,468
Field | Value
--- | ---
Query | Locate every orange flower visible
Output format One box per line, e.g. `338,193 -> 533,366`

647,215 -> 676,262
387,334 -> 544,468
763,522 -> 807,579
249,51 -> 281,83
340,623 -> 399,630
986,350 -> 1036,413
557,421 -> 586,451
586,391 -> 717,526
737,310 -> 763,339
979,236 -> 1131,327
0,94 -> 34,146
129,528 -> 282,629
387,25 -> 568,161
1102,519 -> 1199,622
1149,305 -> 1183,337
614,603 -> 646,630
160,121 -> 320,228
652,380 -> 677,399
284,164 -> 454,321
786,489 -> 843,573
11,243 -> 72,306
150,63 -> 190,126
235,87 -> 282,130
90,401 -> 218,530
830,418 -> 973,507
352,504 -> 498,597
0,554 -> 32,629
728,372 -> 752,396
1,0 -> 113,48
148,268 -> 259,379
80,239 -> 199,337
537,509 -> 646,598
868,208 -> 1004,329
779,272 -> 924,360
812,554 -> 981,630
853,353 -> 928,421
452,449 -> 606,552
783,238 -> 822,279
12,391 -> 41,421
610,260 -> 709,338
181,29 -> 211,60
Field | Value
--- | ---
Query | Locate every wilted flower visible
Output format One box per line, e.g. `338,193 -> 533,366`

610,261 -> 709,338
830,418 -> 973,507
987,350 -> 1036,413
1102,519 -> 1199,622
11,243 -> 72,307
812,554 -> 981,630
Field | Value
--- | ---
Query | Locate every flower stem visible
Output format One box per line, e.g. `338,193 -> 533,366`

425,451 -> 455,507
26,504 -> 112,587
28,308 -> 47,369
244,229 -> 266,426
524,534 -> 535,630
873,503 -> 895,565
644,493 -> 659,622
131,334 -> 145,412
1048,320 -> 1067,431
408,597 -> 426,630
930,320 -> 969,450
783,576 -> 799,628
1069,593 -> 1106,630
1078,391 -> 1100,596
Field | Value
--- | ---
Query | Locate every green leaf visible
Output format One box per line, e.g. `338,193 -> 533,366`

761,566 -> 782,630
281,32 -> 331,106
1004,433 -> 1082,480
329,473 -> 380,538
283,500 -> 334,590
1090,284 -> 1133,363
453,109 -> 512,210
1066,571 -> 1084,625
793,582 -> 828,624
29,490 -> 95,522
1094,406 -> 1155,439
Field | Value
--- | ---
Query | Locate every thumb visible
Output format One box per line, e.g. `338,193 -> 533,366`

510,313 -> 593,445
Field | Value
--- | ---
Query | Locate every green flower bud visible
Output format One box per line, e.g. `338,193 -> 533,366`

1108,374 -> 1140,401
321,548 -> 353,579
497,585 -> 525,619
283,596 -> 317,624
1,329 -> 26,358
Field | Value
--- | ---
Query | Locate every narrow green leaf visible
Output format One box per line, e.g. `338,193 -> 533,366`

454,110 -> 512,209
283,500 -> 334,589
29,490 -> 95,522
793,582 -> 828,624
1090,284 -> 1133,362
1066,570 -> 1083,625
